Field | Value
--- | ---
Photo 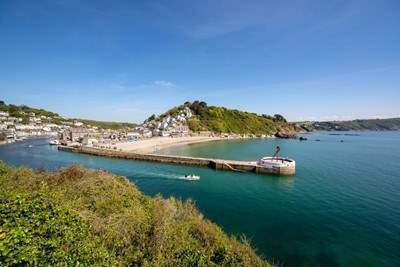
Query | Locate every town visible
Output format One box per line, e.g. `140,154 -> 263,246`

0,104 -> 196,148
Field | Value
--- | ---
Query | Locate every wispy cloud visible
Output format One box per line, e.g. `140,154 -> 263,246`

152,80 -> 176,88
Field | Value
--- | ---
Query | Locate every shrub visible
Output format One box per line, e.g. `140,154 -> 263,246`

0,163 -> 270,266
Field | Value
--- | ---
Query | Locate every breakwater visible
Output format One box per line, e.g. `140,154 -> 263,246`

58,145 -> 295,176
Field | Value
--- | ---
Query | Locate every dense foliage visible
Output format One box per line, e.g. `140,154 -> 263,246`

184,101 -> 295,135
0,162 -> 270,266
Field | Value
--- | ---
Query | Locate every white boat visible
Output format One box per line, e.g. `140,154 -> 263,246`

49,139 -> 60,145
182,174 -> 200,181
257,157 -> 296,168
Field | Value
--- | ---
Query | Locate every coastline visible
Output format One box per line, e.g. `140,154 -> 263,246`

115,136 -> 230,154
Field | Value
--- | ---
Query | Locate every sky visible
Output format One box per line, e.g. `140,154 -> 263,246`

0,0 -> 399,123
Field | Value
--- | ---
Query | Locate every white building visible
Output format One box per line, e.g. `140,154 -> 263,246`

127,132 -> 141,140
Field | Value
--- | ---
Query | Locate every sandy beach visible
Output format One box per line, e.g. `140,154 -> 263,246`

115,136 -> 226,154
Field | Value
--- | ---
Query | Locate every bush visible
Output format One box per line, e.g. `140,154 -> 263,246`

0,194 -> 117,266
0,163 -> 270,266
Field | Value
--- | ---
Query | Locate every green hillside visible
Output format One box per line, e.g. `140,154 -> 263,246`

0,162 -> 269,266
298,118 -> 400,131
72,119 -> 136,130
164,101 -> 297,135
0,102 -> 136,129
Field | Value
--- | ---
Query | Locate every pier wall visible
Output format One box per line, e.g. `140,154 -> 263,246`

58,146 -> 295,176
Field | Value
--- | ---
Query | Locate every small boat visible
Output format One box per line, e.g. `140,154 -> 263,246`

28,145 -> 33,148
183,174 -> 200,181
48,140 -> 60,145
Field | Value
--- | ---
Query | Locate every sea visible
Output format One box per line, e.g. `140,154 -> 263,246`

0,131 -> 399,267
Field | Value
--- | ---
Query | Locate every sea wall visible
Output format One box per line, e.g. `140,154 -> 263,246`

58,146 -> 295,176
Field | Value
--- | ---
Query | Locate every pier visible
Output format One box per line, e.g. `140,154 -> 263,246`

58,145 -> 296,176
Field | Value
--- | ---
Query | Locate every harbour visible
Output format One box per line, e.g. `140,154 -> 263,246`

1,133 -> 400,267
58,145 -> 296,176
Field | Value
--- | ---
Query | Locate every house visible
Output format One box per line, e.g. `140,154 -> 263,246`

142,130 -> 152,138
170,125 -> 189,136
152,129 -> 160,136
127,132 -> 141,140
29,117 -> 41,123
61,127 -> 89,141
160,130 -> 171,137
82,136 -> 98,146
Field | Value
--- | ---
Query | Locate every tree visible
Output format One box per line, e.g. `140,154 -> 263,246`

146,114 -> 156,122
0,132 -> 6,141
273,114 -> 287,122
190,100 -> 208,115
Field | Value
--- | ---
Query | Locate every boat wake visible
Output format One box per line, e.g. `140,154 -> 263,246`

134,171 -> 200,181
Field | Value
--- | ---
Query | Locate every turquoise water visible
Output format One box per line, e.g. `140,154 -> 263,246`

0,132 -> 399,267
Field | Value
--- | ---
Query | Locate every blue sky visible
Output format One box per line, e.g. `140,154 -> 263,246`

0,0 -> 399,123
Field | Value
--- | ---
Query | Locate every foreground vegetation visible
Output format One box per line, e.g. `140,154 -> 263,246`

162,101 -> 297,135
0,162 -> 270,266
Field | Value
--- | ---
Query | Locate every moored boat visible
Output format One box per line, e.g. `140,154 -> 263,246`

49,139 -> 60,145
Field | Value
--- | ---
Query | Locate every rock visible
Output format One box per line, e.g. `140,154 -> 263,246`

275,131 -> 297,139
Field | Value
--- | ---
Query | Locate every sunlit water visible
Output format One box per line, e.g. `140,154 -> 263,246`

1,132 -> 399,267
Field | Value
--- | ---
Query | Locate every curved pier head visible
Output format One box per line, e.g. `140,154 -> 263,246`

257,157 -> 296,175
58,146 -> 296,176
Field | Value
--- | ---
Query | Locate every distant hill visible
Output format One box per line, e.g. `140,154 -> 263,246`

0,102 -> 136,130
297,118 -> 400,131
153,101 -> 297,136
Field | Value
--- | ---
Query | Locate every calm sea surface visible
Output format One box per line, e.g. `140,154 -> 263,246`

0,132 -> 399,267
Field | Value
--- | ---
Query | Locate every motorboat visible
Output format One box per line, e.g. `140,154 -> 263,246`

49,139 -> 60,145
183,174 -> 200,181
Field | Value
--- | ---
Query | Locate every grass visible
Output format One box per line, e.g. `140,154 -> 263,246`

0,102 -> 136,130
156,101 -> 297,135
0,162 -> 270,266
